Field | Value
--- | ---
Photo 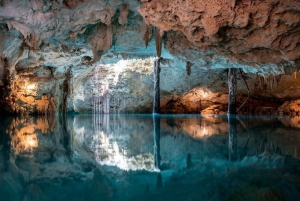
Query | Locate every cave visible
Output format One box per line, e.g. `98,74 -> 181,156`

0,0 -> 300,200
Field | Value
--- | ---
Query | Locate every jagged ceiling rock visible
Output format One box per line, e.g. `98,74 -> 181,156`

0,0 -> 137,43
138,0 -> 300,64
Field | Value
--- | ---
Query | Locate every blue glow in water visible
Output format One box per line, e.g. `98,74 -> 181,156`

0,115 -> 299,201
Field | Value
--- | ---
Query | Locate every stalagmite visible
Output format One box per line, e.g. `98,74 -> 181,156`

227,68 -> 237,115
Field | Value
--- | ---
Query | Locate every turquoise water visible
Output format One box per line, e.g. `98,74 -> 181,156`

0,114 -> 299,201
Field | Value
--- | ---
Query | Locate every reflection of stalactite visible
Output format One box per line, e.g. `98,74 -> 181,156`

256,138 -> 282,155
236,69 -> 250,113
0,116 -> 11,172
103,114 -> 110,134
186,153 -> 193,169
228,115 -> 237,161
156,173 -> 162,189
103,90 -> 110,114
60,115 -> 73,161
0,58 -> 10,114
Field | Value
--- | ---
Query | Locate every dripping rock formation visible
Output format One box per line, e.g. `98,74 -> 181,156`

0,0 -> 300,115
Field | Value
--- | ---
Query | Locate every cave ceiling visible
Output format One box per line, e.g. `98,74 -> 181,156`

0,0 -> 299,68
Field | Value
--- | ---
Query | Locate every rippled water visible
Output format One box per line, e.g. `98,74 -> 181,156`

0,114 -> 300,201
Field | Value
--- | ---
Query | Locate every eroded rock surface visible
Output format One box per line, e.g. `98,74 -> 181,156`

0,0 -> 300,115
139,0 -> 300,64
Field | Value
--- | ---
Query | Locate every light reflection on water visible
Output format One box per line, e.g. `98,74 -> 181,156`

0,114 -> 300,201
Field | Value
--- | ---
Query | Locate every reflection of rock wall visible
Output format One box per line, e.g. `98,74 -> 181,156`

4,115 -> 96,187
72,115 -> 156,171
279,116 -> 300,129
161,115 -> 228,138
1,114 -> 300,201
1,114 -> 300,200
7,116 -> 55,153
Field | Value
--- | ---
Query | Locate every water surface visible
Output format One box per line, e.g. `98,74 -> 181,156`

0,114 -> 300,201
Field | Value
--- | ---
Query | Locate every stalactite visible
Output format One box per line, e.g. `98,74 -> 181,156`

155,28 -> 163,57
186,61 -> 191,76
274,76 -> 278,88
142,20 -> 152,48
62,67 -> 72,114
236,69 -> 250,113
258,75 -> 278,90
90,24 -> 113,60
6,20 -> 41,50
271,76 -> 274,89
259,76 -> 264,90
24,33 -> 41,50
106,24 -> 113,50
263,76 -> 267,90
70,31 -> 77,43
118,4 -> 129,25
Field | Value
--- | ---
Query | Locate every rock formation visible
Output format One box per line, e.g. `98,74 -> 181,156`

0,0 -> 299,115
139,0 -> 300,63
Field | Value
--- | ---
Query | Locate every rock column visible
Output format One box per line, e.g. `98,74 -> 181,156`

228,68 -> 237,115
153,57 -> 160,114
